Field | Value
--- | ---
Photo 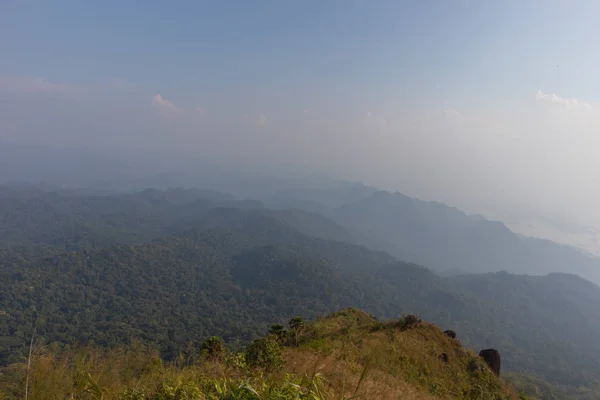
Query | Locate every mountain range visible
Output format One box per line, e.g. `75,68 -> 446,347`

2,185 -> 600,398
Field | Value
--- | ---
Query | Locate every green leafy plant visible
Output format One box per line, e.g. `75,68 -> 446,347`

200,336 -> 226,362
245,336 -> 282,371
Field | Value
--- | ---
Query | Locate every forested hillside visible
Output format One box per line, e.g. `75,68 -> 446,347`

0,187 -> 359,253
2,187 -> 600,398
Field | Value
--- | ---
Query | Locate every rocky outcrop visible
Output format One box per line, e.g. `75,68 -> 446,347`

479,349 -> 501,376
396,314 -> 422,330
443,330 -> 456,339
404,314 -> 420,326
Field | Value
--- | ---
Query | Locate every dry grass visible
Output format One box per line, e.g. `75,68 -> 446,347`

282,351 -> 434,400
284,309 -> 517,400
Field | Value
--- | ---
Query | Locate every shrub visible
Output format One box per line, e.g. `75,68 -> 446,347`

200,336 -> 226,361
225,352 -> 248,370
245,336 -> 282,371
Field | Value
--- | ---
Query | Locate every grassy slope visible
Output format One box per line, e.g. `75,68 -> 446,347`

0,309 -> 518,400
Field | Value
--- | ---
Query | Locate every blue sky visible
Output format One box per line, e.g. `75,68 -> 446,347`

4,0 -> 598,110
2,0 -> 600,223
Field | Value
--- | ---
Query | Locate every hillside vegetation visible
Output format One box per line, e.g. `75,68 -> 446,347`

0,309 -> 518,400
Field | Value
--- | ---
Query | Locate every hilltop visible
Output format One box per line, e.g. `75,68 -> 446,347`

0,309 -> 518,400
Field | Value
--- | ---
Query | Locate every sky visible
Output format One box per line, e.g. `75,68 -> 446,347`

2,0 -> 600,225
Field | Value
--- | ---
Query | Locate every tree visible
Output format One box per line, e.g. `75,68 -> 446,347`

289,316 -> 305,346
268,324 -> 287,342
200,336 -> 226,361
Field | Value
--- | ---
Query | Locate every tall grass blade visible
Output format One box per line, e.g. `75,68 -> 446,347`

24,328 -> 35,400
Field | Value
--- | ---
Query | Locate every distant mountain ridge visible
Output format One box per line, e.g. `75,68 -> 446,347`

0,185 -> 363,252
264,187 -> 600,285
6,141 -> 598,284
4,179 -> 600,284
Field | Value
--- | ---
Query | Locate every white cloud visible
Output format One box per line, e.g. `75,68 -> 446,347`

536,90 -> 592,110
152,94 -> 184,117
0,76 -> 85,98
444,109 -> 464,121
259,114 -> 267,125
195,107 -> 205,115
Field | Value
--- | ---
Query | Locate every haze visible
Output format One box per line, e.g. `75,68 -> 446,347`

2,1 -> 600,236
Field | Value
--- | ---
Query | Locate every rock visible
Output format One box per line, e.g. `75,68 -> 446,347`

479,349 -> 501,377
403,314 -> 420,328
440,353 -> 449,363
443,330 -> 456,339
